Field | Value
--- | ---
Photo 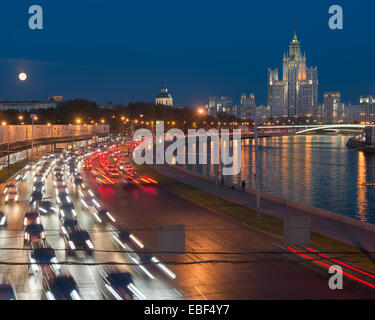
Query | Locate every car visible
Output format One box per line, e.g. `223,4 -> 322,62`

28,240 -> 60,274
0,273 -> 17,300
15,171 -> 28,181
33,182 -> 45,193
30,191 -> 43,204
0,212 -> 7,227
79,189 -> 100,209
54,173 -> 64,181
54,180 -> 66,187
73,178 -> 84,189
24,211 -> 41,226
93,207 -> 116,223
83,161 -> 92,170
4,184 -> 18,203
43,269 -> 81,300
56,191 -> 70,205
33,173 -> 45,182
60,218 -> 79,236
56,185 -> 69,194
59,202 -> 77,220
38,201 -> 58,215
24,223 -> 45,244
64,227 -> 94,255
120,177 -> 137,188
100,267 -> 136,300
108,168 -> 121,177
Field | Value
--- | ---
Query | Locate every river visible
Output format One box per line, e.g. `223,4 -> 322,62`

179,135 -> 375,224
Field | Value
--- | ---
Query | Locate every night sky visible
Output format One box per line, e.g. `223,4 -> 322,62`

0,0 -> 373,107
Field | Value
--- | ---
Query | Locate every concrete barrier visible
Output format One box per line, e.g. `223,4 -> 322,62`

167,164 -> 375,234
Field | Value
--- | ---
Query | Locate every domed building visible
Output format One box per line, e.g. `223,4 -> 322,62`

155,84 -> 173,106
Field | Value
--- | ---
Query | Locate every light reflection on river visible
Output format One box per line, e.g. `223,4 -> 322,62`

181,135 -> 375,224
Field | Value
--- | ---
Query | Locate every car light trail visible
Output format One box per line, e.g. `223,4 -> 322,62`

306,247 -> 375,280
105,284 -> 122,300
46,291 -> 55,300
127,283 -> 146,300
129,234 -> 144,248
144,176 -> 158,184
113,235 -> 126,249
70,290 -> 81,300
288,247 -> 375,289
80,199 -> 88,208
151,257 -> 176,279
93,212 -> 102,223
106,211 -> 116,222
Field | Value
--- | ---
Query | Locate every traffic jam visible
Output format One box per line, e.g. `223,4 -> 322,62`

0,138 -> 178,300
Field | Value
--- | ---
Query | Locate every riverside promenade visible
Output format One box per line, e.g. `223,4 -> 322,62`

154,164 -> 375,252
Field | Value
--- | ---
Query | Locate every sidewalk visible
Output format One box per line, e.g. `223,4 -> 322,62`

154,164 -> 375,252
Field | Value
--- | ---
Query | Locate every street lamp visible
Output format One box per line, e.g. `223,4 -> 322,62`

30,114 -> 38,161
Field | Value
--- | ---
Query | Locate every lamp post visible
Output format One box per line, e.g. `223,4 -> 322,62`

254,108 -> 261,219
2,122 -> 11,174
30,114 -> 37,161
215,122 -> 222,205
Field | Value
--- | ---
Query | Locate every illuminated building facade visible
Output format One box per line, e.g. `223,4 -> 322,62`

155,84 -> 173,106
268,23 -> 318,117
323,92 -> 344,123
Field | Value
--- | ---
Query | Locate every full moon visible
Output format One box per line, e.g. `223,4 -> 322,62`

18,72 -> 27,81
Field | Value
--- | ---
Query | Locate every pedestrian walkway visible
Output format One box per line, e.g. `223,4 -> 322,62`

155,164 -> 375,252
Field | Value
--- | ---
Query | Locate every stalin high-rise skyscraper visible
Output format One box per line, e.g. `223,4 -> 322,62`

268,23 -> 318,118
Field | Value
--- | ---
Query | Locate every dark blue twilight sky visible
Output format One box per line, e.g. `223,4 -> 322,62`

0,0 -> 373,107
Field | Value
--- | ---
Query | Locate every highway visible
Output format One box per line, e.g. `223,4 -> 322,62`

81,160 -> 375,299
1,142 -> 375,299
0,156 -> 180,300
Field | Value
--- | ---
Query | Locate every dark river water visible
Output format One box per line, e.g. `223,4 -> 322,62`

179,135 -> 375,224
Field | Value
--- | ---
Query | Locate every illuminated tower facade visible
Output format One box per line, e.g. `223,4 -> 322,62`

268,23 -> 318,117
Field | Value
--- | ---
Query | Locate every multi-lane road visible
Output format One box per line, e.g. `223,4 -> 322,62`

1,143 -> 375,299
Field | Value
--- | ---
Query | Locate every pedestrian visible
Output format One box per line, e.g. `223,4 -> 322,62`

241,180 -> 246,192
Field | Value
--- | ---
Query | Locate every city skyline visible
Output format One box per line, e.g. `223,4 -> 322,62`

0,1 -> 374,107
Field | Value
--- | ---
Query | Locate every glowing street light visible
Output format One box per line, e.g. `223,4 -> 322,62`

197,108 -> 205,115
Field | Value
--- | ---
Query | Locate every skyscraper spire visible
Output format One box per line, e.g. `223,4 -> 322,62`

292,21 -> 298,43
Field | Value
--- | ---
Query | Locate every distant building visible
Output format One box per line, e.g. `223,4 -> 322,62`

360,96 -> 375,104
208,96 -> 233,117
257,105 -> 271,122
0,100 -> 57,111
268,23 -> 318,118
360,95 -> 375,122
238,93 -> 256,120
155,84 -> 173,106
46,96 -> 63,102
323,92 -> 344,123
344,104 -> 365,123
